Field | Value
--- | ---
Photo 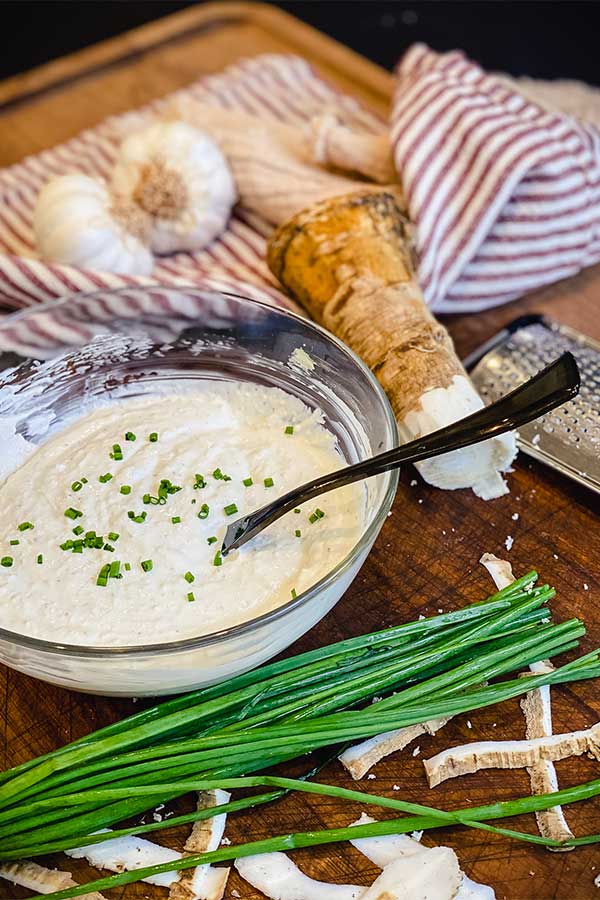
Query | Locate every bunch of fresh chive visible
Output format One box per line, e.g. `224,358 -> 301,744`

0,572 -> 598,877
31,772 -> 600,899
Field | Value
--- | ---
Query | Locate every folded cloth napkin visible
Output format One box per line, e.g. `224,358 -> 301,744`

0,48 -> 599,356
391,45 -> 600,312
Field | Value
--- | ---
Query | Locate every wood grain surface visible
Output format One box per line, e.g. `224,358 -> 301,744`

0,4 -> 599,898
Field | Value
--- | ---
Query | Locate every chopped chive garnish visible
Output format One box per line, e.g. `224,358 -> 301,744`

81,477 -> 88,484
128,511 -> 147,524
187,591 -> 196,602
71,481 -> 83,492
141,559 -> 153,573
294,508 -> 301,514
1,557 -> 13,567
198,504 -> 210,520
191,499 -> 197,505
120,485 -> 131,495
308,508 -> 325,524
36,554 -> 43,565
125,431 -> 136,442
9,540 -> 19,546
72,541 -> 83,553
291,587 -> 297,599
171,516 -> 181,524
207,536 -> 217,545
72,525 -> 84,536
142,479 -> 182,506
18,521 -> 34,532
94,536 -> 104,548
224,503 -> 238,516
243,477 -> 253,487
193,474 -> 207,490
103,544 -> 115,552
149,432 -> 158,442
108,532 -> 120,542
64,507 -> 83,520
212,467 -> 231,482
60,540 -> 74,551
96,563 -> 110,586
110,443 -> 123,461
98,473 -> 113,483
109,560 -> 121,578
184,571 -> 195,584
264,477 -> 274,488
124,562 -> 131,571
285,425 -> 294,435
295,529 -> 301,538
213,551 -> 222,567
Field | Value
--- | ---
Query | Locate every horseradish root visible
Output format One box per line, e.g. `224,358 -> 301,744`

309,114 -> 397,184
166,99 -> 397,225
267,192 -> 517,498
339,718 -> 451,780
423,722 -> 600,787
480,553 -> 574,848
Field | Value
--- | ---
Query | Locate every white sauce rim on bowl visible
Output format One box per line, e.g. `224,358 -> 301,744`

0,288 -> 399,657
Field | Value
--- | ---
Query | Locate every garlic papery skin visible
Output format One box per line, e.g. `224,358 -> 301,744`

111,121 -> 236,254
34,174 -> 154,275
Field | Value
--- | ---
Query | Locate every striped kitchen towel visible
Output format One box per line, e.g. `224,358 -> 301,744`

391,45 -> 600,312
1,47 -> 599,355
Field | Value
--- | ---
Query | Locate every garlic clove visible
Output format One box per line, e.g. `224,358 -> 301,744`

34,173 -> 154,276
111,121 -> 236,255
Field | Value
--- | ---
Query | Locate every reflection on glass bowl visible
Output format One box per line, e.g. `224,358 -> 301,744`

0,288 -> 398,696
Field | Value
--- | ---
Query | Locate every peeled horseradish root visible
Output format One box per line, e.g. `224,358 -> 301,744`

267,191 -> 517,499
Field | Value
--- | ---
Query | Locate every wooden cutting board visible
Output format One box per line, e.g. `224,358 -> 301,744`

0,4 -> 599,898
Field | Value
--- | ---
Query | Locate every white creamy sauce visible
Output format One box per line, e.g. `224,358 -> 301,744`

0,382 -> 363,646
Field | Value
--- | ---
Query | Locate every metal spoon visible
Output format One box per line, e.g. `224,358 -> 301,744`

221,352 -> 580,555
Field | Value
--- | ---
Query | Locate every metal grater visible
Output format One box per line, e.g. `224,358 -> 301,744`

466,314 -> 600,495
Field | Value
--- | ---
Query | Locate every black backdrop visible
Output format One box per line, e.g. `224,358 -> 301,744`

1,1 -> 599,85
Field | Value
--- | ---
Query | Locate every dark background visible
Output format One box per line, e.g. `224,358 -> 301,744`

1,0 -> 599,85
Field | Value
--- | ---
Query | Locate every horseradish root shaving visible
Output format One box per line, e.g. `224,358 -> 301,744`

339,718 -> 452,780
481,553 -> 574,847
423,722 -> 600,787
267,192 -> 517,498
0,860 -> 106,898
350,814 -> 495,900
520,662 -> 575,849
235,853 -> 365,900
67,790 -> 231,899
169,790 -> 231,900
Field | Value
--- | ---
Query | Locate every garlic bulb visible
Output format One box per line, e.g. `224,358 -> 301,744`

111,121 -> 236,254
34,174 -> 153,275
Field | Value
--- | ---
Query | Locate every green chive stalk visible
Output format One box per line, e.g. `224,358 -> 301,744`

27,775 -> 600,899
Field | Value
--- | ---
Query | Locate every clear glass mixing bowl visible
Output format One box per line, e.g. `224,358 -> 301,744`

0,287 -> 398,696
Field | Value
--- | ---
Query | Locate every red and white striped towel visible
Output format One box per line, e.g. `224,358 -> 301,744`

392,45 -> 600,312
1,47 -> 599,355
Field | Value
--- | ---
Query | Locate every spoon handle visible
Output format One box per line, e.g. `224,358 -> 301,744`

222,352 -> 579,553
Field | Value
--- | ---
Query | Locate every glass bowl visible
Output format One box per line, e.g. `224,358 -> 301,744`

0,287 -> 398,696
